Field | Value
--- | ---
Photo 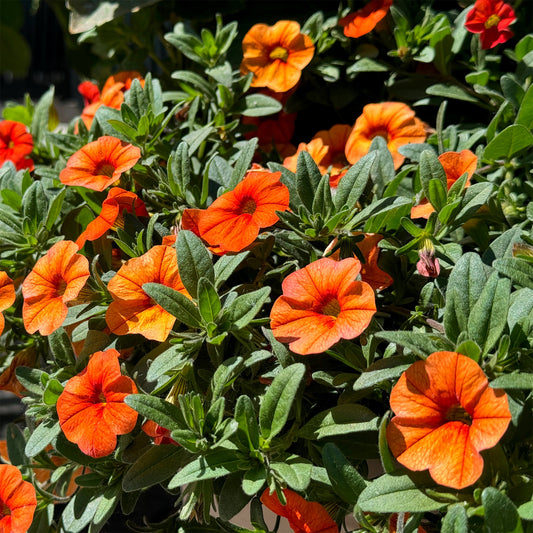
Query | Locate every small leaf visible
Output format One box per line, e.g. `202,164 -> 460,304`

482,487 -> 523,533
484,124 -> 533,161
335,151 -> 377,210
441,504 -> 469,533
25,419 -> 61,457
125,394 -> 183,431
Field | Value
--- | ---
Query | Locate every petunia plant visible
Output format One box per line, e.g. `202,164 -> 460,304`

1,0 -> 533,532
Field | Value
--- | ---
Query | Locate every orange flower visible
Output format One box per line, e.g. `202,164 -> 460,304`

283,138 -> 329,173
142,420 -> 178,445
241,20 -> 315,93
270,257 -> 376,355
59,136 -> 141,192
0,272 -> 15,335
0,120 -> 34,171
260,488 -> 338,533
106,245 -> 191,342
180,209 -> 225,255
56,349 -> 138,458
0,464 -> 37,533
411,149 -> 478,219
76,187 -> 148,248
386,351 -> 512,489
354,233 -> 393,291
0,347 -> 38,397
345,102 -> 427,170
22,241 -> 90,336
198,170 -> 290,253
339,0 -> 393,39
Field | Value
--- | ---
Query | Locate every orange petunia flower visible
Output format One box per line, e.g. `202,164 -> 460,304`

106,245 -> 191,342
465,0 -> 515,50
22,240 -> 90,336
260,488 -> 338,533
411,149 -> 478,219
345,102 -> 427,170
0,272 -> 16,335
284,138 -> 329,173
270,257 -> 376,355
180,209 -> 224,255
56,348 -> 138,458
78,80 -> 100,106
0,347 -> 38,397
0,464 -> 37,533
60,136 -> 141,192
76,187 -> 148,248
142,420 -> 178,445
0,120 -> 34,171
241,20 -> 315,93
354,233 -> 393,291
386,351 -> 512,489
198,170 -> 290,253
339,0 -> 393,39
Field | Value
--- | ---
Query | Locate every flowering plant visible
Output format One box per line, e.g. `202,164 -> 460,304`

1,0 -> 533,531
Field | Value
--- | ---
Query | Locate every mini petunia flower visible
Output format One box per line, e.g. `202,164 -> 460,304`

270,257 -> 376,355
465,0 -> 516,50
241,20 -> 315,93
56,349 -> 138,458
106,245 -> 191,342
0,120 -> 34,171
411,149 -> 478,219
22,240 -> 90,336
198,170 -> 290,253
345,102 -> 427,170
0,347 -> 38,397
260,488 -> 338,533
78,80 -> 100,106
0,464 -> 37,533
0,272 -> 16,336
142,420 -> 178,445
76,187 -> 148,248
339,0 -> 393,39
354,233 -> 393,290
386,351 -> 512,489
60,136 -> 141,192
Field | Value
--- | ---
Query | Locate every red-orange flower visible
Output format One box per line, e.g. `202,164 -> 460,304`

345,102 -> 427,170
0,272 -> 15,336
386,351 -> 512,489
339,0 -> 393,39
56,349 -> 138,458
0,464 -> 37,533
0,120 -> 34,171
0,347 -> 38,397
142,420 -> 178,445
354,233 -> 393,291
76,187 -> 148,248
60,136 -> 141,192
411,149 -> 478,219
198,170 -> 290,253
465,0 -> 516,50
261,488 -> 338,533
270,257 -> 376,355
22,241 -> 90,336
106,245 -> 191,342
241,20 -> 315,93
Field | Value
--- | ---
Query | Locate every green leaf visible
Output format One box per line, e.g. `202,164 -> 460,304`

143,283 -> 202,328
225,287 -> 270,330
482,487 -> 523,533
122,445 -> 186,492
375,331 -> 449,358
168,449 -> 242,488
22,181 -> 48,228
494,257 -> 533,289
25,419 -> 61,457
242,465 -> 267,496
236,94 -> 282,117
168,142 -> 191,196
323,443 -> 366,504
124,394 -> 183,431
214,251 -> 250,289
0,24 -> 31,78
352,356 -> 412,392
235,395 -> 260,451
441,504 -> 469,533
259,363 -> 305,442
483,124 -> 533,161
358,473 -> 445,513
146,344 -> 194,382
198,277 -> 221,325
219,474 -> 250,521
490,373 -> 533,390
177,230 -> 214,300
270,457 -> 312,491
6,423 -> 28,467
426,84 -> 479,103
61,489 -> 102,533
518,501 -> 533,521
298,404 -> 378,439
296,151 -> 322,211
31,86 -> 55,144
229,138 -> 258,189
312,174 -> 333,218
378,414 -> 396,474
334,151 -> 377,210
211,356 -> 244,401
45,188 -> 66,231
89,483 -> 121,533
48,328 -> 76,366
420,150 -> 447,202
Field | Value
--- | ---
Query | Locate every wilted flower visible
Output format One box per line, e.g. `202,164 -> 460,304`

416,239 -> 440,278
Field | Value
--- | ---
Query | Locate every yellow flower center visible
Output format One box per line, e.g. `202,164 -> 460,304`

96,162 -> 116,177
240,197 -> 257,214
445,404 -> 472,425
56,278 -> 68,297
484,14 -> 500,29
270,46 -> 289,62
321,298 -> 341,318
7,141 -> 15,149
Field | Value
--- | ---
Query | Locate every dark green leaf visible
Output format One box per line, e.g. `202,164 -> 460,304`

177,230 -> 214,300
484,125 -> 533,161
125,394 -> 184,431
441,504 -> 469,533
334,151 -> 377,210
25,419 -> 61,457
482,487 -> 523,533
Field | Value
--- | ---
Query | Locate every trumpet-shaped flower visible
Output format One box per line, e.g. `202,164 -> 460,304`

354,233 -> 393,291
0,272 -> 15,336
56,349 -> 138,458
387,351 -> 512,489
0,464 -> 37,533
198,170 -> 290,253
76,187 -> 148,248
106,245 -> 191,342
60,136 -> 141,192
270,257 -> 376,355
241,20 -> 315,93
339,0 -> 393,39
345,102 -> 427,170
465,0 -> 516,50
0,120 -> 34,171
260,488 -> 338,533
22,241 -> 90,336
